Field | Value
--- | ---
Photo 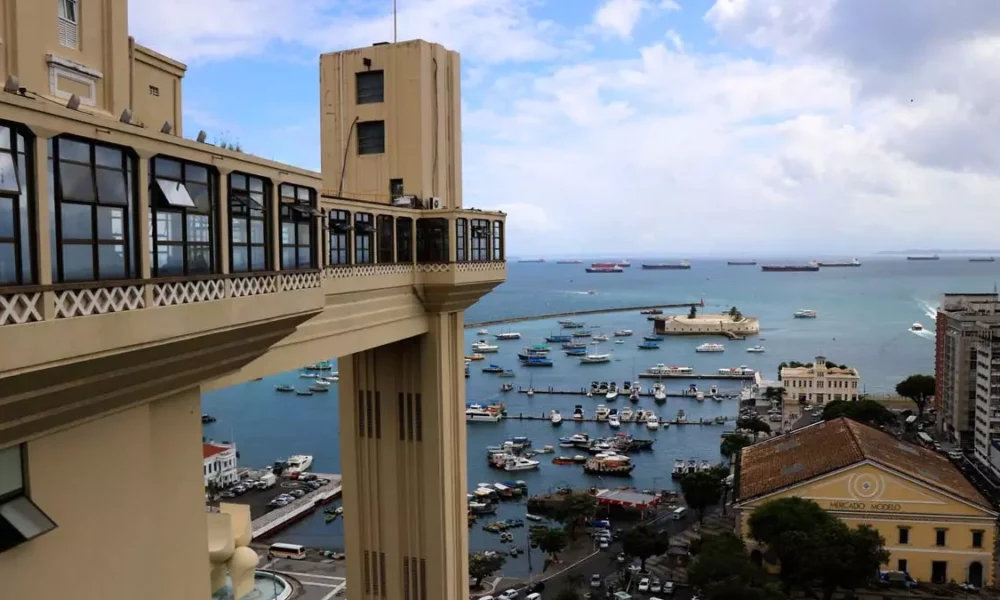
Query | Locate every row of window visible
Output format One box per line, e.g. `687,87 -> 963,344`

785,378 -> 859,389
896,526 -> 984,549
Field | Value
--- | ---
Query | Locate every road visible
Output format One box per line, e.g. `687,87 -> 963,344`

535,511 -> 697,598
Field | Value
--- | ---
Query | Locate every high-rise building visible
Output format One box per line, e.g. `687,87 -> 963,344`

936,294 -> 1000,449
972,320 -> 1000,475
0,2 -> 505,598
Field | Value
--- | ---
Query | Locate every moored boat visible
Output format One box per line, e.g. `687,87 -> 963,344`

746,345 -> 766,353
494,332 -> 522,340
581,352 -> 612,364
583,453 -> 635,476
472,340 -> 499,353
696,343 -> 725,353
793,309 -> 817,318
550,410 -> 563,426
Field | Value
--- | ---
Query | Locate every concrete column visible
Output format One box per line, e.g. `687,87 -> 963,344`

216,167 -> 231,274
339,311 -> 469,600
28,131 -> 56,319
270,179 -> 282,270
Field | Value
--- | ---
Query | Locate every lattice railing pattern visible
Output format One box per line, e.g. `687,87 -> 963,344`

415,263 -> 452,273
55,285 -> 145,319
152,280 -> 225,307
0,292 -> 43,325
324,264 -> 415,279
280,272 -> 321,291
230,275 -> 279,298
455,261 -> 507,273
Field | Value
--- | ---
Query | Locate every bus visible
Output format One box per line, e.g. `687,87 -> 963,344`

268,542 -> 307,560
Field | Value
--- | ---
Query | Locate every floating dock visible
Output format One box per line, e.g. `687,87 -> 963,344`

496,412 -> 731,425
513,387 -> 738,399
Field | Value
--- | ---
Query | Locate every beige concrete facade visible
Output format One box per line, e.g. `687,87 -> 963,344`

654,313 -> 760,336
0,2 -> 504,598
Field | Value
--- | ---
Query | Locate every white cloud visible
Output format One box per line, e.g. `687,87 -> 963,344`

594,0 -> 649,39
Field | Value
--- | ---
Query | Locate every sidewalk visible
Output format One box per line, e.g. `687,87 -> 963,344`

644,509 -> 734,583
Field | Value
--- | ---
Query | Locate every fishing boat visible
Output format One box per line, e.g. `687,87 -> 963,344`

472,340 -> 499,353
550,410 -> 563,426
613,329 -> 634,337
653,383 -> 667,403
646,414 -> 660,430
793,309 -> 817,319
494,332 -> 522,340
643,335 -> 663,342
638,341 -> 660,350
521,356 -> 553,367
565,347 -> 587,357
275,385 -> 295,393
501,383 -> 514,392
581,352 -> 612,364
696,343 -> 725,353
482,364 -> 505,373
545,334 -> 573,343
583,453 -> 634,476
746,345 -> 766,353
672,459 -> 686,479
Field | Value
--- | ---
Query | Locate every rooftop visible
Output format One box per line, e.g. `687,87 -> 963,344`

738,417 -> 990,509
203,443 -> 231,459
781,364 -> 859,377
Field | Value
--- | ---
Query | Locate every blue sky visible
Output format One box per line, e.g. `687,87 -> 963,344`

128,0 -> 1000,256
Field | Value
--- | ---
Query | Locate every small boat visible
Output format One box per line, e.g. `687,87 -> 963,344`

695,343 -> 725,353
501,383 -> 514,392
472,341 -> 499,353
572,405 -> 584,421
552,456 -> 577,465
628,387 -> 639,401
526,513 -> 543,522
482,364 -> 505,373
639,308 -> 663,315
653,383 -> 667,403
504,457 -> 540,471
561,321 -> 586,329
699,460 -> 713,472
572,330 -> 594,338
709,385 -> 718,396
201,414 -> 216,424
295,389 -> 314,396
638,341 -> 660,350
606,383 -> 619,400
695,392 -> 705,402
309,385 -> 330,393
299,372 -> 317,378
793,309 -> 818,319
550,410 -> 563,426
911,322 -> 924,331
646,414 -> 660,430
643,335 -> 663,342
583,453 -> 635,475
545,334 -> 573,343
608,414 -> 620,428
521,356 -> 553,367
562,341 -> 588,349
582,353 -> 612,364
494,332 -> 522,340
613,329 -> 633,337
676,409 -> 687,423
499,370 -> 516,377
592,334 -> 609,342
746,345 -> 766,353
686,459 -> 698,474
526,388 -> 535,397
597,381 -> 610,393
466,353 -> 486,361
671,459 -> 686,479
595,405 -> 610,421
313,379 -> 331,386
477,328 -> 489,335
614,340 -> 625,345
620,408 -> 633,421
565,347 -> 587,356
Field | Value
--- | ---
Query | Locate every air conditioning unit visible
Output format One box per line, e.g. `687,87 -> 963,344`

428,197 -> 443,210
391,195 -> 416,208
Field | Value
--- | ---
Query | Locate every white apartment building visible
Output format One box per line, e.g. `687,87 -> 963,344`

973,321 -> 1000,477
203,443 -> 238,487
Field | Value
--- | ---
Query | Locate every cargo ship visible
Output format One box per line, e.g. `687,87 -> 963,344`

642,260 -> 691,270
727,260 -> 757,266
970,257 -> 996,263
556,259 -> 583,264
817,258 -> 861,267
906,255 -> 939,261
517,258 -> 546,263
591,260 -> 631,269
586,265 -> 624,273
761,261 -> 820,272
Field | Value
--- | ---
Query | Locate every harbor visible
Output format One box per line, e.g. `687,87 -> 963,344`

464,301 -> 701,329
481,411 -> 734,425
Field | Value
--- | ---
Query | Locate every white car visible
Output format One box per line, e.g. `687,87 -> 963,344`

638,578 -> 650,592
650,580 -> 662,593
498,590 -> 519,600
591,574 -> 602,588
662,581 -> 675,595
599,539 -> 609,549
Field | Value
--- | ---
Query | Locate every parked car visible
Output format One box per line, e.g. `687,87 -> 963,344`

498,589 -> 519,600
662,581 -> 675,595
591,574 -> 602,588
638,578 -> 650,592
650,579 -> 662,593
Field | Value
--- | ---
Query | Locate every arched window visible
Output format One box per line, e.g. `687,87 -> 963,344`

376,215 -> 394,263
492,220 -> 504,260
50,137 -> 136,282
470,219 -> 490,261
354,212 -> 373,264
229,173 -> 270,272
328,210 -> 351,265
278,183 -> 317,270
416,218 -> 449,263
455,218 -> 467,262
396,217 -> 412,263
0,122 -> 35,285
149,156 -> 215,276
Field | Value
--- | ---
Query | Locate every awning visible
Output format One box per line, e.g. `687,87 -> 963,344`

594,488 -> 662,509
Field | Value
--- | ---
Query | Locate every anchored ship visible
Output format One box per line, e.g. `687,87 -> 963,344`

906,255 -> 940,261
817,258 -> 861,267
761,261 -> 820,272
727,260 -> 757,266
642,260 -> 691,270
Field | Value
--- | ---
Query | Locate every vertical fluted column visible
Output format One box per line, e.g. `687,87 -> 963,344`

339,311 -> 468,600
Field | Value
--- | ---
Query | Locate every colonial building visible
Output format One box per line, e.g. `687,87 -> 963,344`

780,355 -> 861,406
735,417 -> 997,587
203,443 -> 238,488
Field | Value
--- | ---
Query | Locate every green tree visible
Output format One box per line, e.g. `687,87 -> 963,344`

688,533 -> 787,600
720,433 -> 753,461
821,399 -> 895,427
468,551 -> 506,588
763,386 -> 786,405
737,414 -> 772,440
530,526 -> 569,561
896,374 -> 935,418
679,471 -> 724,523
688,305 -> 698,319
728,306 -> 743,321
550,491 -> 598,540
621,524 -> 669,570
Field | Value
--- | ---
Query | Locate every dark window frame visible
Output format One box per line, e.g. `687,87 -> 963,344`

898,527 -> 909,545
492,220 -> 504,261
455,218 -> 467,262
149,156 -> 217,277
278,183 -> 317,270
0,121 -> 36,286
228,173 -> 271,273
972,530 -> 984,548
376,214 -> 394,263
396,217 -> 412,263
357,121 -> 386,155
328,209 -> 351,265
356,70 -> 385,104
416,218 -> 449,263
354,212 -> 374,264
470,218 -> 490,262
51,136 -> 138,283
935,528 -> 947,547
0,444 -> 58,555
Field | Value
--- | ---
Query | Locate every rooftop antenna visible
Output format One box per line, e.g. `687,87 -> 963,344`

393,0 -> 398,43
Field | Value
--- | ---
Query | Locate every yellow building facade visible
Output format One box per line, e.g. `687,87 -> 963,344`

735,418 -> 998,587
0,1 -> 503,599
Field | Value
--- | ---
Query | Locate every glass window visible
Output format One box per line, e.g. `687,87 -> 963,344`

898,527 -> 909,544
0,124 -> 34,285
354,213 -> 373,264
936,529 -> 947,547
0,444 -> 58,555
973,530 -> 984,548
376,215 -> 394,263
0,446 -> 23,499
357,121 -> 385,155
455,218 -> 467,262
356,71 -> 385,104
328,210 -> 351,265
229,173 -> 270,272
149,156 -> 216,277
58,0 -> 78,23
470,219 -> 490,261
396,217 -> 412,263
278,183 -> 315,270
492,221 -> 504,260
50,137 -> 136,282
416,218 -> 448,263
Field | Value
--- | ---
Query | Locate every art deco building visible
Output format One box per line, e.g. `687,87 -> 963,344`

0,1 -> 505,598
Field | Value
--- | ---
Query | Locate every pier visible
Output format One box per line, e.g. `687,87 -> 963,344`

636,371 -> 755,380
464,302 -> 700,329
492,412 -> 733,425
512,387 -> 739,399
228,473 -> 343,539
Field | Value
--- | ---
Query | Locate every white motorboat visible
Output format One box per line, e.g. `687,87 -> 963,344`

572,405 -> 585,420
313,379 -> 331,386
746,345 -> 766,353
581,353 -> 612,364
466,404 -> 503,422
695,392 -> 704,402
794,309 -> 817,319
595,405 -> 610,421
526,388 -> 535,397
653,383 -> 667,402
478,328 -> 489,335
647,364 -> 693,375
494,332 -> 522,340
628,388 -> 639,401
671,459 -> 686,478
645,414 -> 660,430
608,414 -> 620,428
472,340 -> 499,353
631,382 -> 642,394
606,386 -> 618,400
592,334 -> 609,342
287,455 -> 313,473
504,457 -> 540,471
550,410 -> 563,426
676,409 -> 687,423
613,329 -> 633,337
911,322 -> 924,331
614,339 -> 625,344
696,343 -> 725,353
620,407 -> 633,422
709,385 -> 718,395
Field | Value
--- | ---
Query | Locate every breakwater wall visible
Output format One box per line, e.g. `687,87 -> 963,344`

465,303 -> 700,329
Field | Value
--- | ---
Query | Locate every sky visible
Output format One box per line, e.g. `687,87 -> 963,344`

127,0 -> 1000,257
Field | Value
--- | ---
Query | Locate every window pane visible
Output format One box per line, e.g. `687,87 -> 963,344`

249,177 -> 263,193
251,246 -> 266,270
231,218 -> 247,243
156,212 -> 183,242
187,245 -> 212,274
155,179 -> 195,208
188,214 -> 210,243
187,182 -> 211,212
297,247 -> 311,267
153,158 -> 182,180
232,246 -> 248,272
0,127 -> 9,151
59,162 -> 94,202
59,139 -> 90,162
297,223 -> 310,244
296,187 -> 310,202
250,220 -> 265,244
0,152 -> 18,193
248,192 -> 265,215
62,243 -> 94,281
0,197 -> 13,238
94,146 -> 122,168
230,173 -> 247,190
281,222 -> 295,244
280,184 -> 294,200
95,168 -> 127,205
61,203 -> 92,240
186,165 -> 208,183
0,445 -> 22,497
1,494 -> 58,541
97,245 -> 126,279
0,243 -> 15,284
357,121 -> 385,155
154,245 -> 184,275
281,247 -> 296,269
96,205 -> 124,241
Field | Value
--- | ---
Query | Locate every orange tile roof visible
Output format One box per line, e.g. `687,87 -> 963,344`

737,417 -> 990,509
203,443 -> 229,459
